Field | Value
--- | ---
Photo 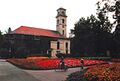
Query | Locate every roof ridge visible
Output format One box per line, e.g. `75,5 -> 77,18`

12,25 -> 64,38
20,25 -> 56,32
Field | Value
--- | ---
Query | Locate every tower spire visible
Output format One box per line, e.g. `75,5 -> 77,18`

56,7 -> 67,37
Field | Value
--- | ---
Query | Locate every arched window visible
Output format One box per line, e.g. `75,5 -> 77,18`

66,42 -> 68,49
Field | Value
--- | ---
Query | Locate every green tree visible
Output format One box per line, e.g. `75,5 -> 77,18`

96,1 -> 113,32
0,31 -> 10,58
71,15 -> 99,57
97,0 -> 120,57
71,3 -> 113,57
113,0 -> 120,56
95,1 -> 113,56
0,31 -> 3,46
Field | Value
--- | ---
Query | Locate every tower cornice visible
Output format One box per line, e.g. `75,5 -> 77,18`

56,15 -> 67,18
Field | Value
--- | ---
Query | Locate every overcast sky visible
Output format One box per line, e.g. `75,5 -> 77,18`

0,0 -> 98,35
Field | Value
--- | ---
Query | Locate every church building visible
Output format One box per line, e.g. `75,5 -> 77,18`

6,8 -> 70,57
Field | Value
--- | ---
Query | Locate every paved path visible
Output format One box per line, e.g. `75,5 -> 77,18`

0,59 -> 40,81
24,67 -> 84,81
0,59 -> 84,81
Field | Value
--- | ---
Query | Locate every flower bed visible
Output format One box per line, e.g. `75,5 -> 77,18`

111,58 -> 120,62
7,58 -> 108,70
65,63 -> 120,81
84,63 -> 120,81
7,58 -> 40,69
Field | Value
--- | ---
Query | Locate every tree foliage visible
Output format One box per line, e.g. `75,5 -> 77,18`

71,15 -> 96,56
0,30 -> 3,44
0,31 -> 9,58
71,0 -> 120,58
98,0 -> 120,56
0,31 -> 3,49
71,15 -> 112,57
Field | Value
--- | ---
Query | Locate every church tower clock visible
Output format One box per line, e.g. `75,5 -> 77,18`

56,8 -> 67,37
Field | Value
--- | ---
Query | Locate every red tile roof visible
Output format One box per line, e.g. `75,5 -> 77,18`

11,26 -> 64,38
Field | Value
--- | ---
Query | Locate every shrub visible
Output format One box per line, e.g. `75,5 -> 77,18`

14,47 -> 28,58
65,69 -> 88,81
0,48 -> 9,58
28,53 -> 51,58
56,53 -> 65,58
81,57 -> 111,60
111,58 -> 120,62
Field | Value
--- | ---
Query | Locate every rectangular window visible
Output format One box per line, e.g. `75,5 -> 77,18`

57,42 -> 60,49
66,42 -> 68,49
66,42 -> 68,54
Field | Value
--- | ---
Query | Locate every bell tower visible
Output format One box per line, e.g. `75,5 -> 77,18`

56,8 -> 67,37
